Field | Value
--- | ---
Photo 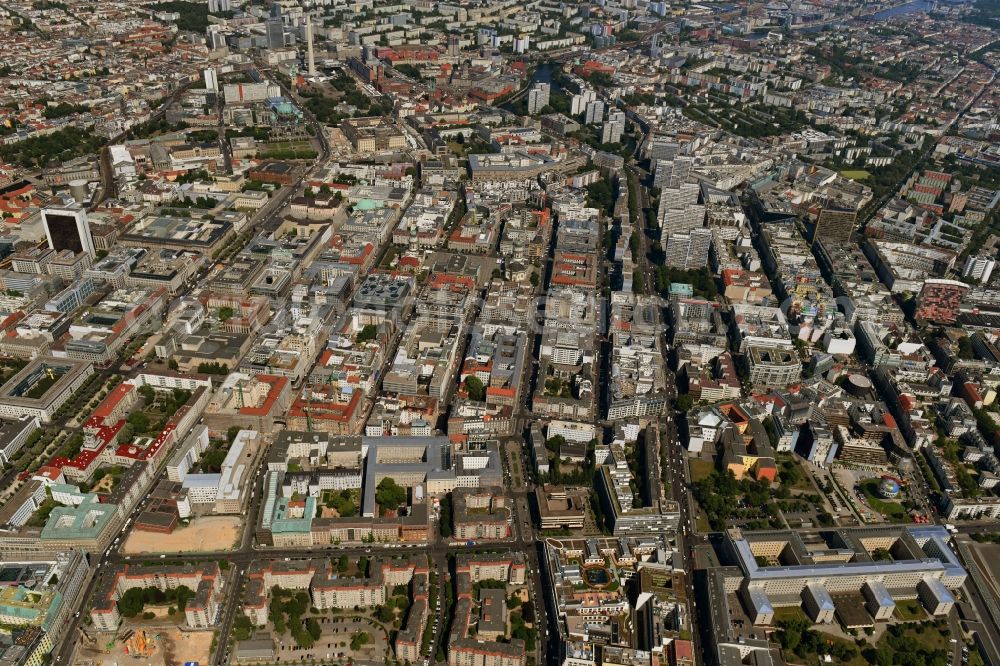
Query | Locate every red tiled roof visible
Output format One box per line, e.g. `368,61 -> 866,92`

0,310 -> 26,332
239,374 -> 288,416
288,389 -> 362,423
47,443 -> 105,472
92,382 -> 136,419
672,639 -> 694,661
33,466 -> 62,481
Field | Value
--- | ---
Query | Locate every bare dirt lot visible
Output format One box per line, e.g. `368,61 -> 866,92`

75,627 -> 213,666
123,516 -> 241,554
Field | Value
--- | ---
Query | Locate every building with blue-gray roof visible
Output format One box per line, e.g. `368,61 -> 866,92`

720,525 -> 966,627
917,577 -> 955,616
802,583 -> 836,623
862,580 -> 896,620
257,433 -> 502,547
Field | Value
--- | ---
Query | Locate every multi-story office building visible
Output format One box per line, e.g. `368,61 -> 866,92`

0,357 -> 94,423
46,249 -> 93,281
265,18 -> 285,48
729,303 -> 794,351
10,248 -> 54,274
0,415 -> 41,466
716,526 -> 966,626
535,486 -> 586,530
0,551 -> 90,666
0,480 -> 47,528
41,205 -> 95,258
341,117 -> 407,153
383,322 -> 463,400
812,207 -> 856,246
64,287 -> 167,364
746,344 -> 801,389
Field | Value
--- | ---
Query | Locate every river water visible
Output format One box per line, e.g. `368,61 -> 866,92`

872,0 -> 936,20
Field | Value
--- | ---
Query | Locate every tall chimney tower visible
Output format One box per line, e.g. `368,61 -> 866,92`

306,16 -> 317,76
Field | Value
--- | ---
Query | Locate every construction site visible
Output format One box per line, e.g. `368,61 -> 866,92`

73,627 -> 215,666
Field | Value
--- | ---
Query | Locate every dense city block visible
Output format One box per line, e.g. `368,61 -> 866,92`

0,0 -> 998,665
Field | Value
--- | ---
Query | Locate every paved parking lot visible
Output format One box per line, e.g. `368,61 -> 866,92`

273,616 -> 388,663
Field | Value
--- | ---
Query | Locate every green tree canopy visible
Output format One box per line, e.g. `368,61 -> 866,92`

375,478 -> 407,514
126,411 -> 150,433
464,375 -> 486,401
357,324 -> 378,343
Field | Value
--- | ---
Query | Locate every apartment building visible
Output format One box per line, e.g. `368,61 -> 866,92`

915,279 -> 969,324
91,563 -> 223,631
243,558 -> 429,626
452,488 -> 510,541
448,553 -> 528,666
